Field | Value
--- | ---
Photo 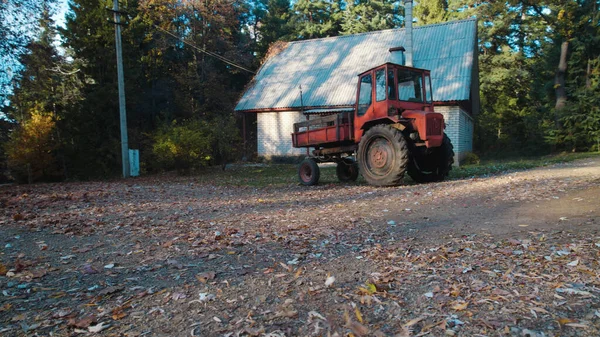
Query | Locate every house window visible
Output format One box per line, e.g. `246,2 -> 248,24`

397,70 -> 423,102
375,69 -> 386,102
358,74 -> 372,116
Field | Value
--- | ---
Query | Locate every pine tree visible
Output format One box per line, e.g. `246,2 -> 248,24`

291,0 -> 344,39
340,0 -> 399,35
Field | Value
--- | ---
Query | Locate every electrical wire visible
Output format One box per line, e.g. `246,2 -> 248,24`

152,24 -> 256,74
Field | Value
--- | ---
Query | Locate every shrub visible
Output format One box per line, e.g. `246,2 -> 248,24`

152,119 -> 213,172
209,116 -> 242,170
4,109 -> 61,183
462,152 -> 481,165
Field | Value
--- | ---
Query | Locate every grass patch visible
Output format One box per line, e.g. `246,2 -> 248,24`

193,163 -> 346,187
191,152 -> 599,187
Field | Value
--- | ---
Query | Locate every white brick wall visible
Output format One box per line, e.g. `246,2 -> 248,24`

257,111 -> 307,157
435,105 -> 474,165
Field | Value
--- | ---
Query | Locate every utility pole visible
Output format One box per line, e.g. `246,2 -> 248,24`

112,0 -> 130,178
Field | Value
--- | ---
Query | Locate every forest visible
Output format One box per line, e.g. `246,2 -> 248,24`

0,0 -> 599,183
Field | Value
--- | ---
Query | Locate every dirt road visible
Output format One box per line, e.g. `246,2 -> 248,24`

1,158 -> 599,336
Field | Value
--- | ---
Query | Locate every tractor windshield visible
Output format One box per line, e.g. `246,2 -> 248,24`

397,69 -> 424,103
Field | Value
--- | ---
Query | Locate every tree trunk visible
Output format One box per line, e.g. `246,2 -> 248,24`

554,40 -> 568,130
586,59 -> 591,89
554,41 -> 568,111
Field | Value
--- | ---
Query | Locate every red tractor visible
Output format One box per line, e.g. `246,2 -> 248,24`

292,62 -> 454,186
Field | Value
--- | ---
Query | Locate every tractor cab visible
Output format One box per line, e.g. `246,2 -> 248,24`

354,63 -> 442,147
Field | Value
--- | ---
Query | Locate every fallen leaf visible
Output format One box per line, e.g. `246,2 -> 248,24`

98,286 -> 124,296
347,321 -> 369,336
88,322 -> 110,333
403,316 -> 425,327
80,264 -> 99,275
275,309 -> 298,318
68,315 -> 97,328
167,259 -> 184,269
325,275 -> 335,287
452,301 -> 469,311
354,306 -> 364,323
11,313 -> 26,321
111,307 -> 127,320
557,318 -> 575,325
196,271 -> 216,283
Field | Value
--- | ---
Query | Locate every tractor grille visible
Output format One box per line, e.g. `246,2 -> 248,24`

426,117 -> 443,137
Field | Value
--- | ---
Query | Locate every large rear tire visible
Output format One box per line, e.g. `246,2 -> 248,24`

298,158 -> 320,186
407,133 -> 454,183
357,125 -> 409,186
336,158 -> 359,182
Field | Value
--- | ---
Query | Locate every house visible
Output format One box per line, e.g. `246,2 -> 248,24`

235,18 -> 479,164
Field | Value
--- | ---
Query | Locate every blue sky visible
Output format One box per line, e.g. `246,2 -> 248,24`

53,0 -> 69,28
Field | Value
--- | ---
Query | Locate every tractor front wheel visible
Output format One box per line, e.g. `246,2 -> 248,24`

407,133 -> 454,183
357,125 -> 409,186
298,158 -> 320,186
336,158 -> 359,182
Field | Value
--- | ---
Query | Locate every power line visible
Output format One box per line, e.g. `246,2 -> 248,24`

152,24 -> 256,74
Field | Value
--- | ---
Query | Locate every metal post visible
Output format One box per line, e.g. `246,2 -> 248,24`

113,0 -> 130,178
403,0 -> 414,67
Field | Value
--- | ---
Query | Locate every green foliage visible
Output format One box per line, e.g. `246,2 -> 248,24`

340,0 -> 398,34
292,0 -> 343,39
152,120 -> 214,172
4,108 -> 61,183
414,0 -> 447,25
461,152 -> 480,166
209,115 -> 243,169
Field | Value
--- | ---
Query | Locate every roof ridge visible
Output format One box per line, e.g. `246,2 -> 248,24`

288,17 -> 477,45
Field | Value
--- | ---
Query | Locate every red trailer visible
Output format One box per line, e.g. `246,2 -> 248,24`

292,62 -> 454,186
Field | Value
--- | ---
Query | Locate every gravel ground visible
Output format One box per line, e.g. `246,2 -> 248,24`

1,158 -> 599,337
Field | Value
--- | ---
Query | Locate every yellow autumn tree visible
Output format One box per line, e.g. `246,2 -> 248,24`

4,108 -> 59,183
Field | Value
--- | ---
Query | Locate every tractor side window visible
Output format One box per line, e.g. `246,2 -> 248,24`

397,70 -> 424,102
375,69 -> 386,102
425,74 -> 433,103
388,70 -> 396,100
357,74 -> 372,116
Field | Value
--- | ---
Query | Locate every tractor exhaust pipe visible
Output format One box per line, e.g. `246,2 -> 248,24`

403,0 -> 413,67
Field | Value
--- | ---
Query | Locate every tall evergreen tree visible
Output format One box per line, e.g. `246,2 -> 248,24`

291,0 -> 344,39
340,0 -> 399,34
0,0 -> 57,109
414,0 -> 447,25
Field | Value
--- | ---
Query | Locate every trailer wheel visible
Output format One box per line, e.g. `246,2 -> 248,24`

336,158 -> 359,182
298,158 -> 320,186
357,125 -> 409,186
408,133 -> 454,183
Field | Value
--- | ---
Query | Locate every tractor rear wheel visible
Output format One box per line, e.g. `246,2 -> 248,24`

357,125 -> 409,186
407,133 -> 454,183
298,158 -> 320,186
336,158 -> 359,182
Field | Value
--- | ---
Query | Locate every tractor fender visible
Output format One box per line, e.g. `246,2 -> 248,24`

401,110 -> 444,148
360,117 -> 398,132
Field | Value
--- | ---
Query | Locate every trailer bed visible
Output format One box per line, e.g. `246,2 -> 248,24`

292,113 -> 353,148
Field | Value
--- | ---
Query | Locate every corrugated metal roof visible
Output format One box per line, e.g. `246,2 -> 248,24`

235,18 -> 477,112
